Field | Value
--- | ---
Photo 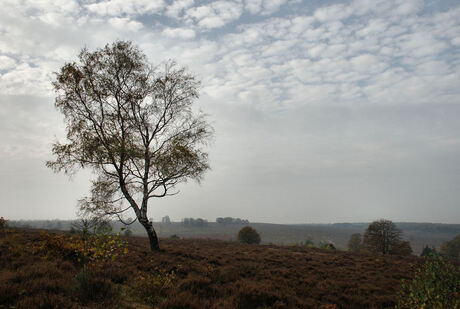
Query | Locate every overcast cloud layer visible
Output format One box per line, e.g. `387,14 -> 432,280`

1,0 -> 459,223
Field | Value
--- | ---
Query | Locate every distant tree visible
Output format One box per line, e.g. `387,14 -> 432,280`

123,229 -> 133,237
319,241 -> 336,250
162,216 -> 171,224
0,217 -> 7,230
348,233 -> 362,253
440,234 -> 460,260
183,218 -> 190,226
420,245 -> 438,257
300,239 -> 315,247
238,226 -> 261,244
46,41 -> 213,251
363,219 -> 404,255
71,216 -> 112,239
0,217 -> 7,237
216,217 -> 249,225
391,240 -> 413,256
195,218 -> 206,227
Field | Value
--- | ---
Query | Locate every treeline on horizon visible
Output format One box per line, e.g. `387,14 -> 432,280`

8,218 -> 460,231
6,216 -> 252,230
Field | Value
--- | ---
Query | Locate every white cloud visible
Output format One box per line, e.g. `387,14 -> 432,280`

244,0 -> 262,14
186,1 -> 243,29
314,4 -> 353,22
350,54 -> 387,74
85,0 -> 165,17
108,17 -> 143,31
166,0 -> 195,18
163,27 -> 196,39
394,0 -> 423,15
0,63 -> 52,96
261,0 -> 287,15
244,0 -> 289,15
0,56 -> 16,71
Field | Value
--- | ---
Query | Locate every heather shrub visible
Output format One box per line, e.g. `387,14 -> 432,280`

72,267 -> 119,305
238,226 -> 261,244
397,256 -> 460,309
39,231 -> 128,266
131,268 -> 176,305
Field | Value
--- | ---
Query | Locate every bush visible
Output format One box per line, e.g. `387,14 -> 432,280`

440,234 -> 460,260
0,217 -> 7,237
421,245 -> 438,257
397,256 -> 460,309
0,217 -> 7,230
300,239 -> 315,248
348,233 -> 362,253
319,241 -> 336,250
131,269 -> 176,305
39,231 -> 128,266
72,267 -> 119,305
238,226 -> 261,244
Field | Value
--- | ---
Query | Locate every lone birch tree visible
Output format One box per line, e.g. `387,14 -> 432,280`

47,41 -> 212,251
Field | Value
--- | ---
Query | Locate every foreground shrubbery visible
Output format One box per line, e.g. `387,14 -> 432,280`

397,255 -> 460,309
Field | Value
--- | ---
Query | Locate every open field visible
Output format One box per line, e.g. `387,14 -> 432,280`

0,228 -> 428,308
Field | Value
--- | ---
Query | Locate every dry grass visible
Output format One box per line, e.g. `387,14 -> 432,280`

0,228 -> 422,308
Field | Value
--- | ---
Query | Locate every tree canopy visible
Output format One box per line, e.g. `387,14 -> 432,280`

47,41 -> 213,251
363,219 -> 411,255
238,226 -> 261,244
440,234 -> 460,260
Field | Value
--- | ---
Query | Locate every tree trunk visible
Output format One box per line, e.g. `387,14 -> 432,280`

140,219 -> 160,251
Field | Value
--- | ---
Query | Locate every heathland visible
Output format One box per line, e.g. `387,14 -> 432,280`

0,227 -> 436,309
9,220 -> 460,255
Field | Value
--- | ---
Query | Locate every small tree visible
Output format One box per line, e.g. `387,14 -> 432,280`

363,219 -> 404,255
300,239 -> 315,247
440,234 -> 460,260
391,240 -> 413,256
238,226 -> 261,244
421,245 -> 438,257
161,216 -> 171,224
397,256 -> 460,308
71,216 -> 112,239
348,233 -> 362,253
0,217 -> 7,230
0,217 -> 7,237
319,241 -> 336,250
47,41 -> 212,251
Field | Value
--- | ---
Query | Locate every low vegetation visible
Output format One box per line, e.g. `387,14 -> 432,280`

0,226 -> 435,308
397,255 -> 460,308
238,226 -> 261,244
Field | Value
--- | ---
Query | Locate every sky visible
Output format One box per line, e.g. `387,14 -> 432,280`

1,0 -> 460,224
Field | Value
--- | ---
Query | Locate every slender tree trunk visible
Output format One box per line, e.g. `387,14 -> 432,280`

140,218 -> 160,251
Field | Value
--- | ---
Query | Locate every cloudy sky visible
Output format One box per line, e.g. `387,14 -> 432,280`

1,0 -> 460,224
